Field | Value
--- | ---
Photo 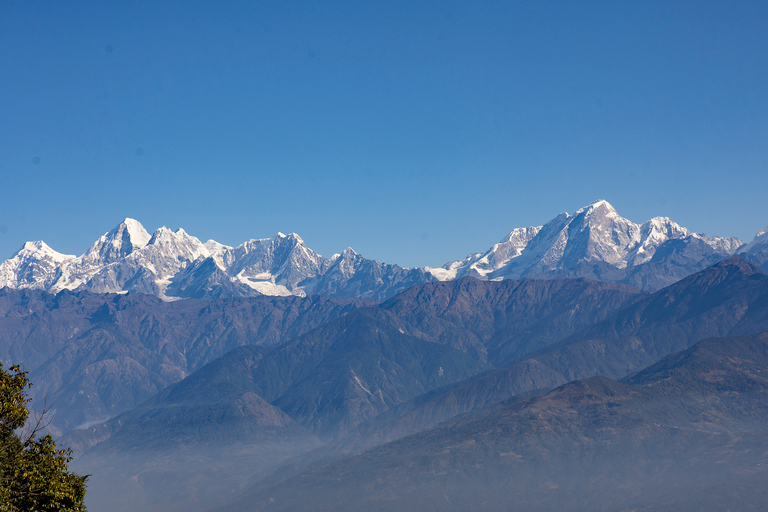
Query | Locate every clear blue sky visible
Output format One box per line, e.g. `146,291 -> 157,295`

2,1 -> 767,267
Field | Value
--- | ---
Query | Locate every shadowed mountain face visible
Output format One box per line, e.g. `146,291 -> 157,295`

64,277 -> 643,511
528,255 -> 768,380
37,257 -> 768,512
376,276 -> 643,365
63,321 -> 478,512
69,277 -> 642,444
228,331 -> 768,512
743,250 -> 768,274
321,256 -> 768,455
0,289 -> 370,434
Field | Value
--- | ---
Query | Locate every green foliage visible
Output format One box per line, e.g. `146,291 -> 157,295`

0,364 -> 87,512
0,364 -> 30,438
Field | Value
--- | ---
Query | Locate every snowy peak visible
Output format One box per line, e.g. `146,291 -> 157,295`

225,232 -> 329,296
333,248 -> 361,278
123,218 -> 152,247
739,226 -> 768,255
0,203 -> 756,299
203,239 -> 233,268
340,247 -> 358,258
2,222 -> 385,299
283,232 -> 305,244
133,227 -> 211,285
0,241 -> 74,289
81,218 -> 151,266
440,201 -> 746,289
641,217 -> 689,238
460,226 -> 542,278
574,198 -> 618,216
626,217 -> 689,265
563,199 -> 639,267
17,240 -> 74,261
145,227 -> 210,261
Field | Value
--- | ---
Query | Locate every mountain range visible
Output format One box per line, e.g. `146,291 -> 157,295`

2,200 -> 765,301
0,289 -> 370,434
2,201 -> 768,512
59,256 -> 768,512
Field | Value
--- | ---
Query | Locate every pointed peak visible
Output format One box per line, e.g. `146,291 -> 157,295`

286,232 -> 305,244
341,247 -> 358,257
756,227 -> 768,238
153,226 -> 173,235
109,217 -> 142,231
121,217 -> 142,227
575,199 -> 617,215
116,218 -> 151,249
148,226 -> 174,244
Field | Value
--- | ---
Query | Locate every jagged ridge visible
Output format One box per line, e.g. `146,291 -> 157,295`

1,200 -> 765,299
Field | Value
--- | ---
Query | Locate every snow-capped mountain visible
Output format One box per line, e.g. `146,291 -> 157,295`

739,227 -> 768,255
429,200 -> 747,290
0,201 -> 759,299
302,247 -> 435,299
737,226 -> 768,274
0,220 -> 428,301
0,241 -> 75,290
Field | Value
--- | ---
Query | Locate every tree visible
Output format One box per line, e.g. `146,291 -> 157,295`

0,363 -> 87,511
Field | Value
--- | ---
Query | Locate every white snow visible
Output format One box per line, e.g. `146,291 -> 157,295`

123,218 -> 151,249
440,200 -> 745,280
738,226 -> 768,254
425,266 -> 456,281
0,204 -> 751,299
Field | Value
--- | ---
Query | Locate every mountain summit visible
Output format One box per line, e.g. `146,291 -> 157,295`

432,199 -> 746,290
0,221 -> 430,301
0,201 -> 759,299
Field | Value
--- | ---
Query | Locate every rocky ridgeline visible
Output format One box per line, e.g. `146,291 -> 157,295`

1,200 -> 766,300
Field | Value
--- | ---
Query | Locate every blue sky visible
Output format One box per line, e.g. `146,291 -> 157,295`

1,1 -> 767,267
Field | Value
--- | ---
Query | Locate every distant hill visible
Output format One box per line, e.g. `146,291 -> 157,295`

65,276 -> 642,512
321,255 -> 768,455
71,276 -> 640,443
0,288 -> 369,434
228,330 -> 768,511
65,346 -> 322,512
